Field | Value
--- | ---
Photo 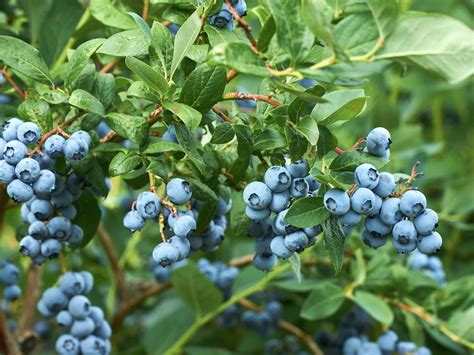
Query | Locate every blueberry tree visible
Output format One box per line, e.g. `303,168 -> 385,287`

0,0 -> 473,354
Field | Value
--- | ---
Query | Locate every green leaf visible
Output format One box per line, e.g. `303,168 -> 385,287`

94,73 -> 116,110
187,179 -> 218,203
267,0 -> 314,63
69,90 -> 105,116
0,36 -> 52,84
210,122 -> 234,144
90,0 -> 136,29
285,196 -> 330,228
72,190 -> 102,248
333,13 -> 378,57
353,291 -> 394,326
127,12 -> 152,39
108,152 -> 142,177
127,81 -> 161,102
285,127 -> 308,161
179,64 -> 227,114
301,0 -> 335,50
106,113 -> 149,145
171,263 -> 223,317
311,89 -> 367,126
376,12 -> 474,84
17,98 -> 52,132
39,89 -> 69,105
257,16 -> 276,53
65,39 -> 105,87
70,156 -> 109,197
234,125 -> 254,158
208,42 -> 271,77
317,124 -> 338,158
162,102 -> 202,133
300,282 -> 345,320
97,29 -> 150,57
171,10 -> 201,78
125,56 -> 169,96
288,253 -> 301,283
93,143 -> 126,154
232,266 -> 265,295
295,116 -> 319,145
330,150 -> 389,172
315,173 -> 346,190
366,0 -> 399,40
175,123 -> 205,175
253,128 -> 287,152
143,141 -> 183,155
322,215 -> 345,275
204,25 -> 240,47
151,21 -> 174,79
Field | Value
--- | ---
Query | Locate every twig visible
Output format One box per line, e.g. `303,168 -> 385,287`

223,92 -> 283,108
212,107 -> 234,123
158,212 -> 167,243
99,61 -> 118,74
334,147 -> 345,155
97,225 -> 126,301
226,69 -> 238,82
142,0 -> 150,20
0,67 -> 26,100
258,153 -> 269,169
349,137 -> 366,151
229,254 -> 254,267
0,303 -> 20,355
16,265 -> 42,338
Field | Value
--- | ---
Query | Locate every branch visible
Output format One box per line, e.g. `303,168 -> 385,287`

229,254 -> 254,267
99,60 -> 118,73
212,107 -> 234,123
142,0 -> 150,20
334,147 -> 345,155
226,69 -> 238,82
0,67 -> 26,100
16,264 -> 42,338
97,225 -> 126,301
223,92 -> 283,107
0,303 -> 20,355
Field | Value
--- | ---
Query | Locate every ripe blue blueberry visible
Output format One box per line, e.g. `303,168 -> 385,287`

232,0 -> 247,17
68,295 -> 91,319
0,261 -> 20,285
373,172 -> 395,197
243,181 -> 272,210
71,317 -> 95,338
415,347 -> 432,355
94,320 -> 112,339
304,175 -> 320,192
59,205 -> 77,220
30,199 -> 54,220
123,210 -> 146,232
343,337 -> 362,355
52,189 -> 74,207
168,236 -> 191,260
94,121 -> 111,139
166,178 -> 192,205
3,284 -> 21,301
44,134 -> 66,158
68,224 -> 84,245
88,306 -> 104,327
42,287 -> 68,313
264,166 -> 292,192
393,220 -> 417,244
0,138 -> 6,159
414,208 -> 438,235
270,236 -> 293,258
7,179 -> 34,202
162,124 -> 177,143
361,228 -> 388,249
48,216 -> 72,239
3,140 -> 27,165
41,238 -> 62,258
368,194 -> 383,216
409,251 -> 429,269
2,118 -> 23,141
400,189 -> 426,217
70,131 -> 91,145
354,163 -> 380,189
29,221 -> 49,240
80,271 -> 94,293
379,198 -> 403,225
324,189 -> 351,215
253,254 -> 277,271
33,169 -> 56,195
64,137 -> 89,160
285,231 -> 309,252
57,311 -> 74,327
59,271 -> 88,298
15,157 -> 41,183
290,177 -> 309,198
364,215 -> 391,237
32,152 -> 55,169
339,209 -> 362,226
55,334 -> 80,355
366,127 -> 391,157
273,209 -> 294,235
152,242 -> 180,266
285,160 -> 309,178
357,342 -> 382,355
417,231 -> 442,254
216,197 -> 232,215
80,335 -> 107,354
377,330 -> 398,352
17,122 -> 41,145
19,235 -> 41,257
0,159 -> 15,184
351,188 -> 376,215
392,236 -> 417,254
209,5 -> 233,29
136,191 -> 161,219
397,341 -> 417,355
246,206 -> 271,220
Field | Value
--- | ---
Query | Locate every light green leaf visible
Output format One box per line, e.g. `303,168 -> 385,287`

108,152 -> 142,177
69,89 -> 105,116
300,282 -> 345,320
162,102 -> 201,132
97,29 -> 150,57
90,0 -> 136,29
333,13 -> 378,57
204,25 -> 240,47
17,98 -> 52,132
143,141 -> 183,155
330,151 -> 389,172
171,10 -> 201,78
127,12 -> 151,39
253,128 -> 287,152
367,0 -> 399,40
125,56 -> 168,96
288,253 -> 301,283
301,0 -> 335,49
175,123 -> 205,174
353,291 -> 394,326
151,21 -> 174,79
285,196 -> 330,228
65,39 -> 105,87
296,116 -> 319,145
105,113 -> 149,145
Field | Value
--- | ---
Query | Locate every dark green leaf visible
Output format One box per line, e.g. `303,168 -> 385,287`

285,196 -> 330,228
210,122 -> 234,144
69,90 -> 105,116
330,150 -> 389,172
72,190 -> 102,248
125,56 -> 169,96
162,102 -> 202,132
285,127 -> 308,161
151,21 -> 174,78
234,125 -> 254,158
90,0 -> 136,29
315,173 -> 346,190
175,123 -> 206,174
105,113 -> 149,145
108,152 -> 142,176
17,98 -> 52,132
317,124 -> 338,158
171,10 -> 201,77
257,16 -> 275,53
94,73 -> 116,109
65,38 -> 105,87
143,141 -> 183,155
300,282 -> 345,320
97,29 -> 150,57
322,215 -> 345,274
353,291 -> 394,326
253,128 -> 286,152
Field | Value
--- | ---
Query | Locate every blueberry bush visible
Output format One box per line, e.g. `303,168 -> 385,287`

0,0 -> 473,354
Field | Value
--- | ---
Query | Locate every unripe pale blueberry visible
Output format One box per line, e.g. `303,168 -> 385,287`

339,209 -> 362,226
243,181 -> 272,210
166,178 -> 192,205
123,210 -> 146,232
15,157 -> 41,183
64,137 -> 89,160
350,188 -> 376,215
59,272 -> 85,296
57,311 -> 74,327
152,242 -> 180,266
71,317 -> 95,338
400,189 -> 426,217
269,190 -> 290,213
354,163 -> 380,189
0,160 -> 15,184
68,295 -> 91,319
373,172 -> 395,197
7,179 -> 33,202
417,231 -> 442,254
264,166 -> 292,192
285,160 -> 308,178
33,170 -> 56,195
2,118 -> 23,141
253,254 -> 277,271
30,199 -> 54,220
285,231 -> 309,252
41,238 -> 62,259
366,127 -> 391,156
414,208 -> 438,235
361,228 -> 388,249
44,134 -> 66,158
48,216 -> 72,239
19,235 -> 40,257
246,206 -> 271,220
136,191 -> 161,219
3,140 -> 27,164
379,198 -> 403,225
324,189 -> 350,215
55,334 -> 80,355
290,177 -> 309,198
364,215 -> 391,237
17,122 -> 41,145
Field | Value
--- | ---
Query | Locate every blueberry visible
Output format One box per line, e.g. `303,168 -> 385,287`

290,177 -> 309,198
400,190 -> 426,217
51,173 -> 66,196
29,221 -> 49,240
264,166 -> 292,192
365,215 -> 391,237
266,301 -> 282,319
55,334 -> 80,355
37,299 -> 54,317
168,236 -> 191,260
216,197 -> 232,215
59,272 -> 86,296
0,138 -> 6,158
162,124 -> 178,143
273,209 -> 294,235
68,225 -> 84,245
373,172 -> 395,197
20,204 -> 30,222
324,189 -> 350,215
213,214 -> 227,229
3,140 -> 27,165
42,287 -> 68,313
368,194 -> 383,216
136,191 -> 161,219
377,330 -> 398,352
253,254 -> 277,271
70,131 -> 91,146
392,236 -> 417,254
209,5 -> 233,28
88,306 -> 104,327
166,178 -> 192,205
339,209 -> 362,226
19,235 -> 41,257
17,122 -> 41,145
409,251 -> 429,269
393,220 -> 417,245
285,160 -> 309,178
304,225 -> 322,238
356,342 -> 381,355
397,341 -> 417,355
48,216 -> 72,239
68,295 -> 91,319
32,254 -> 47,265
32,152 -> 55,169
379,198 -> 403,225
0,159 -> 15,184
246,206 -> 271,220
80,335 -> 107,354
71,317 -> 95,338
243,181 -> 272,210
366,127 -> 391,157
7,179 -> 33,202
2,118 -> 23,141
354,163 -> 380,189
3,284 -> 21,301
270,236 -> 293,258
44,134 -> 66,158
33,170 -> 56,195
361,228 -> 388,249
30,199 -> 54,220
415,347 -> 432,355
152,242 -> 180,266
123,210 -> 146,232
351,188 -> 376,215
52,189 -> 74,207
232,0 -> 247,17
64,137 -> 89,160
428,256 -> 442,270
60,205 -> 77,220
94,320 -> 112,339
343,336 -> 362,355
417,231 -> 442,254
14,158 -> 40,183
285,231 -> 309,252
255,236 -> 272,257
304,175 -> 320,192
41,238 -> 62,258
57,311 -> 74,327
414,208 -> 438,236
80,271 -> 94,293
94,121 -> 111,139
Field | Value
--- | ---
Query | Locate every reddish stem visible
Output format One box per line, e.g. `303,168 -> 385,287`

0,68 -> 26,100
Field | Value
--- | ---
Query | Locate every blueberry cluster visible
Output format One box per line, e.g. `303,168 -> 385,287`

343,330 -> 431,355
408,250 -> 445,284
243,160 -> 322,271
265,335 -> 308,355
324,129 -> 442,254
0,261 -> 21,312
204,0 -> 247,31
148,258 -> 188,283
37,272 -> 111,355
0,118 -> 91,264
241,300 -> 282,338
